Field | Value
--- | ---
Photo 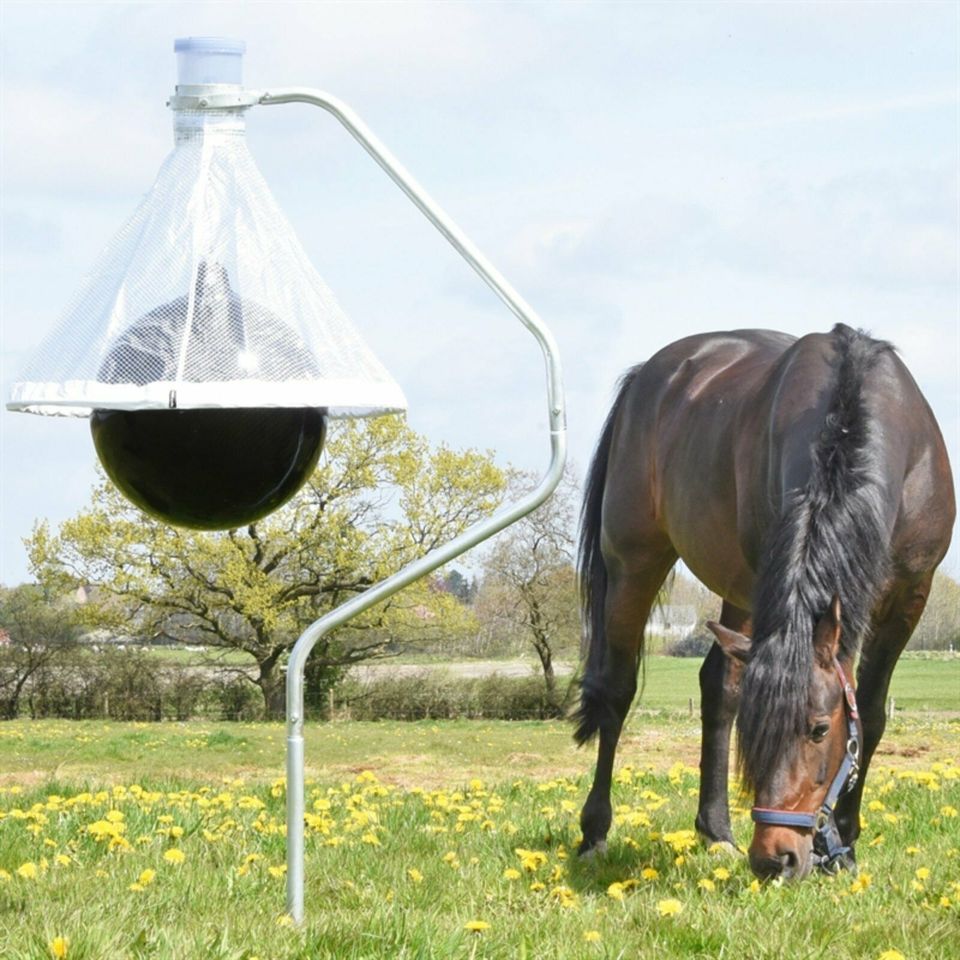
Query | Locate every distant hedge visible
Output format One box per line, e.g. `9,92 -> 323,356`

4,649 -> 570,723
336,671 -> 569,721
10,648 -> 264,722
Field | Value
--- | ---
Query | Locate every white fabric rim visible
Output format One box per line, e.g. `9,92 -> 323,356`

6,378 -> 407,419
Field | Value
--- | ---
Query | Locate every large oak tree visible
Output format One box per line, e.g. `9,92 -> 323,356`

28,416 -> 504,718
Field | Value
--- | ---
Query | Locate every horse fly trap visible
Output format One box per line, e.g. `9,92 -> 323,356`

6,37 -> 566,922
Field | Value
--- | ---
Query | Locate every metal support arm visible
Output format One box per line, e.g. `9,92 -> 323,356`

258,87 -> 566,924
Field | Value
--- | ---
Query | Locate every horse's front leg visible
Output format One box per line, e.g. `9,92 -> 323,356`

694,602 -> 749,847
834,574 -> 935,856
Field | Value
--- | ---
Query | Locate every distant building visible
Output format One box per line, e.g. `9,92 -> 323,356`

648,604 -> 698,639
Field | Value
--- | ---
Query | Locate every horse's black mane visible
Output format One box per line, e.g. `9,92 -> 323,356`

737,323 -> 893,794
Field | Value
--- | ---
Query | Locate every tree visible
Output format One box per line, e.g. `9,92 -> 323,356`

908,570 -> 960,651
0,584 -> 80,719
476,466 -> 580,711
441,569 -> 476,605
27,416 -> 505,718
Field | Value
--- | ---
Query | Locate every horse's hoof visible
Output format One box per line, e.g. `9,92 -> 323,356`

578,840 -> 607,860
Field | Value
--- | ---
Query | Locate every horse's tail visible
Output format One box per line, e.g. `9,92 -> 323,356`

572,366 -> 643,746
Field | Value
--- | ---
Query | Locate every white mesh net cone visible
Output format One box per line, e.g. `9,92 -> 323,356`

7,107 -> 407,418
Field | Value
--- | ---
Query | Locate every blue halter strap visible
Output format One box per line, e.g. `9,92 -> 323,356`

750,660 -> 861,873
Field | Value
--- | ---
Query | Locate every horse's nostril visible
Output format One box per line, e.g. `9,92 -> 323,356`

749,847 -> 805,881
779,850 -> 799,878
749,852 -> 785,880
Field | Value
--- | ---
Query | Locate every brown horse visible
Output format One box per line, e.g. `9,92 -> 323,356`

574,324 -> 954,879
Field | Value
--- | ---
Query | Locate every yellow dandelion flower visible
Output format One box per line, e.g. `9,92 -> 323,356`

641,867 -> 659,880
698,878 -> 716,892
361,832 -> 380,846
503,868 -> 521,880
877,952 -> 905,960
530,881 -> 546,892
749,879 -> 761,894
713,867 -> 731,881
407,868 -> 424,884
276,914 -> 293,927
16,862 -> 38,880
661,829 -> 697,853
607,882 -> 625,901
129,882 -> 144,892
941,805 -> 958,818
906,846 -> 921,855
49,937 -> 69,959
515,848 -> 548,872
55,855 -> 72,867
163,848 -> 185,865
915,867 -> 931,881
550,884 -> 577,903
464,920 -> 490,933
0,869 -> 11,882
583,930 -> 602,943
850,873 -> 872,894
268,865 -> 287,878
87,820 -> 124,842
657,898 -> 683,917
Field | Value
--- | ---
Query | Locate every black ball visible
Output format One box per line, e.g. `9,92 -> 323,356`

90,407 -> 327,530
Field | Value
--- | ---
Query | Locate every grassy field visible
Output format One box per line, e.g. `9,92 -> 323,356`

0,659 -> 956,958
1,706 -> 958,959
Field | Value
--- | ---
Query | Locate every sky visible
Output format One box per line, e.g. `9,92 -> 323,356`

1,0 -> 958,588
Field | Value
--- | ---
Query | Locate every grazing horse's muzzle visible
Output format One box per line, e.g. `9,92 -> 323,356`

749,831 -> 814,881
747,660 -> 862,880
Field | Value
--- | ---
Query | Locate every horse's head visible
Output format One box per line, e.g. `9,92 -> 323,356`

707,596 -> 860,881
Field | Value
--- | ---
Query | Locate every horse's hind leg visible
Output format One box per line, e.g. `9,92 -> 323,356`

578,547 -> 676,856
695,601 -> 750,847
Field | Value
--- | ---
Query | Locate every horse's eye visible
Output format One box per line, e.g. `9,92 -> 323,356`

809,722 -> 830,743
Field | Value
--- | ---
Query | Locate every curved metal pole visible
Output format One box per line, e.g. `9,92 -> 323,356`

258,88 -> 566,924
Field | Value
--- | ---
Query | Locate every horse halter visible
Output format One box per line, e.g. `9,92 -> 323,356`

750,660 -> 862,874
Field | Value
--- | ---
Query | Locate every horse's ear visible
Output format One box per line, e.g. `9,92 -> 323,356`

706,621 -> 752,663
813,594 -> 842,667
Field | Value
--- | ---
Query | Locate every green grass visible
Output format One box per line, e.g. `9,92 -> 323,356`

135,646 -> 254,667
884,657 -> 960,712
637,655 -> 959,714
0,713 -> 958,959
0,660 -> 955,958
